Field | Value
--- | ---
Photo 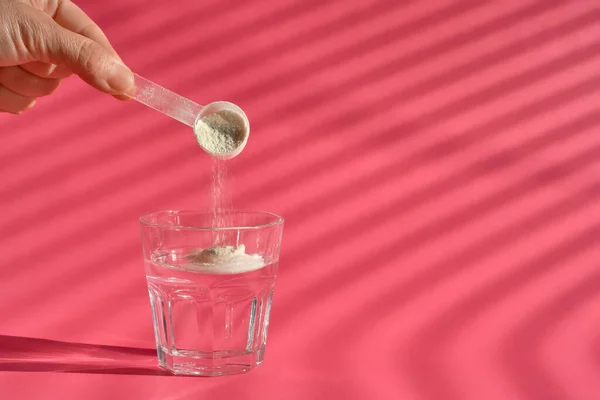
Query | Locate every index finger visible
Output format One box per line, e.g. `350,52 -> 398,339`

52,0 -> 123,62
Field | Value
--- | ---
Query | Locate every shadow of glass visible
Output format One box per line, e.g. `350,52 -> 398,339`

0,335 -> 165,376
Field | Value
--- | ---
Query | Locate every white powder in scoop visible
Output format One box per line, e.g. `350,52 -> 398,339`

194,110 -> 247,155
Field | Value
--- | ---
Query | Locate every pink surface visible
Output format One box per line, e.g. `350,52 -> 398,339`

1,0 -> 600,398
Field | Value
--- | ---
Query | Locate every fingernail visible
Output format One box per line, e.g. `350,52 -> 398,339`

107,61 -> 134,94
25,100 -> 37,110
46,64 -> 57,76
18,100 -> 37,114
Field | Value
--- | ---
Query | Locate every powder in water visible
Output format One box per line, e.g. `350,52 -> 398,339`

189,244 -> 246,264
194,110 -> 247,155
184,244 -> 265,273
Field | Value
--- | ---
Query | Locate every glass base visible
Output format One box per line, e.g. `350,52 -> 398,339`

157,346 -> 264,376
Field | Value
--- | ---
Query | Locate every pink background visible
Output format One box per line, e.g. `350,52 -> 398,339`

1,1 -> 600,399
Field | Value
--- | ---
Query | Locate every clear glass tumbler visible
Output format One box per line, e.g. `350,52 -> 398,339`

139,210 -> 284,376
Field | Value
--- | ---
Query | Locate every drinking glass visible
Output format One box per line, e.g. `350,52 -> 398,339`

139,210 -> 284,376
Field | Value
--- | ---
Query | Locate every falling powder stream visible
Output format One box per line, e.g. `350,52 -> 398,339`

211,158 -> 232,244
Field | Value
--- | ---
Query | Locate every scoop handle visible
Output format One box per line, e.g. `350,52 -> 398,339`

130,73 -> 204,127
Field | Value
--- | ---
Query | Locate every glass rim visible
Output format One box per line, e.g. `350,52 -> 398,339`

139,209 -> 284,231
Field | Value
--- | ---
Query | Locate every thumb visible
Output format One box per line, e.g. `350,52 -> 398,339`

43,24 -> 134,96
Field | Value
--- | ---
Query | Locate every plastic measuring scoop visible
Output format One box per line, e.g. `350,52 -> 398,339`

130,73 -> 250,159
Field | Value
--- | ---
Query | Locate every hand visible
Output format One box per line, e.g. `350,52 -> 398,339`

0,0 -> 134,114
